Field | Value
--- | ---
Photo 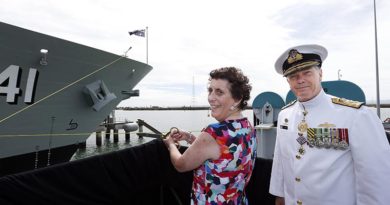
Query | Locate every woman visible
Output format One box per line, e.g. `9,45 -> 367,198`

164,67 -> 257,204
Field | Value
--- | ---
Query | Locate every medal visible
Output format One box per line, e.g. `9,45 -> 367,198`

331,128 -> 339,149
296,135 -> 307,145
299,110 -> 308,132
339,128 -> 349,150
298,121 -> 308,132
307,128 -> 315,147
318,127 -> 330,148
298,146 -> 305,155
296,104 -> 308,156
339,141 -> 348,150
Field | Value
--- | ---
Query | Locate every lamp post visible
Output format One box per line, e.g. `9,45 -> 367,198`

373,0 -> 381,118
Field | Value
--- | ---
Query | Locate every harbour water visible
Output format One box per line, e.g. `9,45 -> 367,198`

71,109 -> 253,160
71,108 -> 390,160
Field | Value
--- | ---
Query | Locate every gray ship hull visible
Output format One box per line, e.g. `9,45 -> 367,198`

0,22 -> 152,175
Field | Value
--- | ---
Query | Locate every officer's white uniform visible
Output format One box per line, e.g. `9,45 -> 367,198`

269,44 -> 390,205
269,90 -> 390,205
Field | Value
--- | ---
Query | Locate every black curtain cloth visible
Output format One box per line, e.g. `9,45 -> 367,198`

0,139 -> 275,205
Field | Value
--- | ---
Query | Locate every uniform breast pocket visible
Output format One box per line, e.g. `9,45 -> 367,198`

277,129 -> 298,159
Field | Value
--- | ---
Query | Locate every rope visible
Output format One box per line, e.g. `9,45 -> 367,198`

0,55 -> 125,124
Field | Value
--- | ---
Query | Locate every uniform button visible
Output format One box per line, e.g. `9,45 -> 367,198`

296,155 -> 301,159
295,177 -> 301,182
297,200 -> 302,205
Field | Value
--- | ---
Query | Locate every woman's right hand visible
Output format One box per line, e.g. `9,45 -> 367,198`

170,129 -> 188,142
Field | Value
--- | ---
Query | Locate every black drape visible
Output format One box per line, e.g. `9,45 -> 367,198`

0,139 -> 274,205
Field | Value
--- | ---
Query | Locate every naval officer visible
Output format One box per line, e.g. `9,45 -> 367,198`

269,44 -> 390,205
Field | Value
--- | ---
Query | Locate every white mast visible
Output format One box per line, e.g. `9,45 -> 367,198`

373,0 -> 381,118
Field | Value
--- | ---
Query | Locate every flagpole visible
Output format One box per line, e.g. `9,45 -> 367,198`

146,26 -> 149,64
373,0 -> 381,118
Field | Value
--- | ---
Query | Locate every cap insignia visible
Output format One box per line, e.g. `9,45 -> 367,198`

287,49 -> 303,64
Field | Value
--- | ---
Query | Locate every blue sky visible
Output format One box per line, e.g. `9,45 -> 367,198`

1,0 -> 389,107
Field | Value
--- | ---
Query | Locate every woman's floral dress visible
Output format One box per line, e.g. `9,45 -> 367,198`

191,118 -> 257,205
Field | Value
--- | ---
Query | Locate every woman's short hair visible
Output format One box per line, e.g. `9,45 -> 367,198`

209,67 -> 252,109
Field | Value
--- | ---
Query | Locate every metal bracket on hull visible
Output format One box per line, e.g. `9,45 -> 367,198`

121,89 -> 139,100
83,80 -> 117,111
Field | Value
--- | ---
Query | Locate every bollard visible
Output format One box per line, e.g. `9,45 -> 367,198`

96,132 -> 102,146
125,132 -> 130,141
138,121 -> 143,139
105,128 -> 110,139
113,129 -> 119,143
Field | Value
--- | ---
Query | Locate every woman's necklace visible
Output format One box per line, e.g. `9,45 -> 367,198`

296,104 -> 308,155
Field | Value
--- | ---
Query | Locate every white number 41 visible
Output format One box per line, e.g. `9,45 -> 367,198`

0,65 -> 38,103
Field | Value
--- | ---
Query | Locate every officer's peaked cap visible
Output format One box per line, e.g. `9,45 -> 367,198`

275,44 -> 328,76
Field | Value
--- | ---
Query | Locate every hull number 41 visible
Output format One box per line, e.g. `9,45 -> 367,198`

0,65 -> 38,104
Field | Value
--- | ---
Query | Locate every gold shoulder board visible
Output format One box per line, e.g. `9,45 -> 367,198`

331,97 -> 364,109
282,100 -> 297,110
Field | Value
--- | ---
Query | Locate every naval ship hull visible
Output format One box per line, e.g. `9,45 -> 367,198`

0,22 -> 152,176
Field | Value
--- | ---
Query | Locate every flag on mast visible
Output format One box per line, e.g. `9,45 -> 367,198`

128,27 -> 148,64
129,29 -> 145,37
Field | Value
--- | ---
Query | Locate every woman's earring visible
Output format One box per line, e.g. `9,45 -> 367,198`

230,105 -> 236,111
